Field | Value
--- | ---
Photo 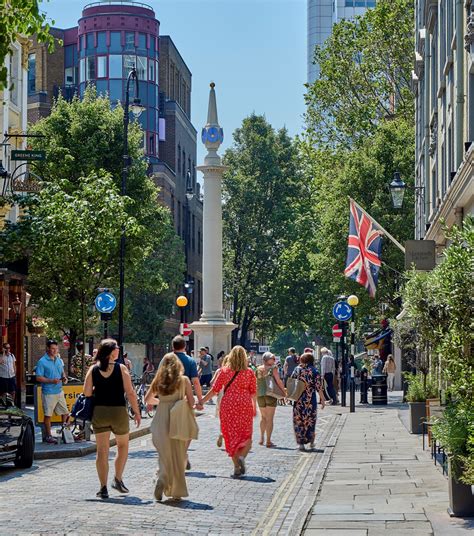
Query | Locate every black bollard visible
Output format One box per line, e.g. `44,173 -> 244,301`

360,368 -> 368,404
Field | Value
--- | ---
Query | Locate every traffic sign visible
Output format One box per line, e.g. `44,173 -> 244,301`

333,337 -> 341,343
259,345 -> 270,353
332,324 -> 343,337
11,149 -> 46,161
62,335 -> 70,349
95,291 -> 117,313
332,301 -> 352,321
179,323 -> 192,337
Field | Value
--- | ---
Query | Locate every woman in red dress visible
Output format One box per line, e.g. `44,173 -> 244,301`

200,346 -> 257,478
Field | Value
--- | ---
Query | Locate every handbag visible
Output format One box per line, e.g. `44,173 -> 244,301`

286,377 -> 307,401
265,367 -> 285,399
71,393 -> 94,422
169,380 -> 199,442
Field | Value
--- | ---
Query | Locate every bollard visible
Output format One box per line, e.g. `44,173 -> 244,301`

350,371 -> 356,413
360,368 -> 368,404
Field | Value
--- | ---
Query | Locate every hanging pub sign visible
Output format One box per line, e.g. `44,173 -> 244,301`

405,240 -> 436,271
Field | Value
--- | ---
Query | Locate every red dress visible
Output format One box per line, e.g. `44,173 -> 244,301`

213,366 -> 257,457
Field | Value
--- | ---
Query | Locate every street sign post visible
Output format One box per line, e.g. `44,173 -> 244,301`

11,149 -> 46,161
179,323 -> 192,337
95,291 -> 117,313
333,301 -> 352,321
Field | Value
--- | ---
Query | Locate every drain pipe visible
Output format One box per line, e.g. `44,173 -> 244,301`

455,0 -> 465,169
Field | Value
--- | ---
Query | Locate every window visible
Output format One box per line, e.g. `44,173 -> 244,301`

65,45 -> 74,67
65,66 -> 75,86
136,56 -> 147,80
110,31 -> 122,53
109,79 -> 122,102
28,53 -> 36,94
177,144 -> 181,173
149,134 -> 155,155
125,32 -> 135,50
86,33 -> 95,55
198,230 -> 201,255
96,80 -> 107,96
148,59 -> 155,82
86,56 -> 96,80
109,55 -> 122,78
150,36 -> 156,56
97,32 -> 107,54
123,54 -> 135,78
80,57 -> 86,83
97,56 -> 107,78
138,33 -> 147,54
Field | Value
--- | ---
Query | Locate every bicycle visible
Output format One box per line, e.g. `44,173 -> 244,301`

126,373 -> 155,419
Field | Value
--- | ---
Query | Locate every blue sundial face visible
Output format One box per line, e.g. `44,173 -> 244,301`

201,128 -> 207,144
208,126 -> 219,142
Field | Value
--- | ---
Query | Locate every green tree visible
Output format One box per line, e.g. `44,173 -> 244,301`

305,0 -> 414,148
0,0 -> 55,89
2,87 -> 183,348
222,114 -> 309,345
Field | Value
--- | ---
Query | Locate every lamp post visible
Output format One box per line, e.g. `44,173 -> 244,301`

176,295 -> 188,326
347,294 -> 359,413
117,67 -> 144,359
389,171 -> 425,209
183,170 -> 194,323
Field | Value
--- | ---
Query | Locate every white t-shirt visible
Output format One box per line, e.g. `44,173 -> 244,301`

0,352 -> 16,378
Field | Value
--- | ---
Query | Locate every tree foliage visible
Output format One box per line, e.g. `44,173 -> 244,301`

2,87 -> 184,344
0,0 -> 55,89
305,0 -> 414,148
222,114 -> 310,345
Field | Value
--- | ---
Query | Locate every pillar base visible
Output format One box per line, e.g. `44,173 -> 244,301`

190,319 -> 237,358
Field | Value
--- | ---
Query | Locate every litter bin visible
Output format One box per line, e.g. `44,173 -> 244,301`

371,374 -> 388,405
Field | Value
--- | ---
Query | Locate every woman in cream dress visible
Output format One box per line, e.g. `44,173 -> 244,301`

145,353 -> 195,501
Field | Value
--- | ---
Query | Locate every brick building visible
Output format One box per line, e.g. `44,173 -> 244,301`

25,1 -> 203,347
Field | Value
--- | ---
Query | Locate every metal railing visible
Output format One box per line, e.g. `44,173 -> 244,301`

84,0 -> 153,11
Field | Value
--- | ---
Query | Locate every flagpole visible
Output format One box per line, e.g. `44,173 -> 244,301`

349,198 -> 406,253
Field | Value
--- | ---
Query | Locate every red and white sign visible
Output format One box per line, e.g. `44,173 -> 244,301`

332,324 -> 343,338
179,323 -> 192,337
62,335 -> 71,349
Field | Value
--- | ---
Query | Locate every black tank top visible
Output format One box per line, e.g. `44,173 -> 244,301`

92,363 -> 126,406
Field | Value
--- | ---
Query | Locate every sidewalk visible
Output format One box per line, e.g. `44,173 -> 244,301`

302,394 -> 473,536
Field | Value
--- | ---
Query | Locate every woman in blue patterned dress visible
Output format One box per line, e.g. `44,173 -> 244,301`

291,352 -> 326,451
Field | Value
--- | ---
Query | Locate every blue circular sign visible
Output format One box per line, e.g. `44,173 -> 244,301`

95,292 -> 117,313
332,301 -> 352,321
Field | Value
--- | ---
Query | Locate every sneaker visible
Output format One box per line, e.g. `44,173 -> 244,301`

231,467 -> 242,479
96,485 -> 109,499
44,435 -> 57,444
298,445 -> 306,452
154,479 -> 164,501
216,435 -> 223,448
186,459 -> 191,471
112,477 -> 129,493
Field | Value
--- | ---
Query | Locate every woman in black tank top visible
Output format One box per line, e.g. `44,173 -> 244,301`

84,339 -> 140,499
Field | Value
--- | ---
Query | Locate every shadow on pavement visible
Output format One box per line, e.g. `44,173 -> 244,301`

239,475 -> 275,483
186,471 -> 217,479
0,464 -> 39,482
161,499 -> 213,510
127,450 -> 156,459
85,496 -> 154,506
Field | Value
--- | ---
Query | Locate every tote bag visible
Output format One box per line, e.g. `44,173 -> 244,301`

286,377 -> 307,402
169,380 -> 199,441
265,367 -> 285,399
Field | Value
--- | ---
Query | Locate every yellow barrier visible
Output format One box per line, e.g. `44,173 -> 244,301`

34,384 -> 84,424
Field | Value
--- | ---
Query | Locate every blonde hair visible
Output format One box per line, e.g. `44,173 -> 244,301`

150,352 -> 184,396
226,345 -> 248,371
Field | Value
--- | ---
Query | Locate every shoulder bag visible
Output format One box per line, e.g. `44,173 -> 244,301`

286,375 -> 307,402
71,393 -> 94,422
169,379 -> 199,442
265,366 -> 285,399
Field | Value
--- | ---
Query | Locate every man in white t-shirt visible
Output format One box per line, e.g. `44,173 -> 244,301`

0,342 -> 16,399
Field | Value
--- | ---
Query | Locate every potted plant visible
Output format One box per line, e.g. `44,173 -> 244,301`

432,404 -> 474,517
26,316 -> 48,335
404,372 -> 438,434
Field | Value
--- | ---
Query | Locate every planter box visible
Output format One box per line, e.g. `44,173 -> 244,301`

28,326 -> 44,335
448,460 -> 474,517
408,401 -> 426,434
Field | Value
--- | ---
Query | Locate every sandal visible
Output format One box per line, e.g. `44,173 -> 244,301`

258,439 -> 264,446
266,442 -> 276,448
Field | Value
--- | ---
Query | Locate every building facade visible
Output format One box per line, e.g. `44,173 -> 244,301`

414,0 -> 474,248
25,1 -> 203,336
307,0 -> 376,83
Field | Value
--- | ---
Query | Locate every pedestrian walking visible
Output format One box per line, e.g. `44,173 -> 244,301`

198,347 -> 213,388
291,352 -> 325,451
283,347 -> 299,386
145,353 -> 196,501
0,342 -> 16,400
200,346 -> 257,478
320,347 -> 338,405
216,350 -> 226,368
383,354 -> 396,391
35,339 -> 70,444
84,339 -> 141,499
372,355 -> 384,375
256,352 -> 287,447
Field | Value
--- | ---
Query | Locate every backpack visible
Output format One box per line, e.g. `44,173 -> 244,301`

71,393 -> 94,422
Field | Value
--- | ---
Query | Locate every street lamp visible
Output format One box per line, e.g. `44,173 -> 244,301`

347,294 -> 359,413
176,295 -> 188,324
117,67 -> 144,359
389,172 -> 406,209
6,294 -> 22,326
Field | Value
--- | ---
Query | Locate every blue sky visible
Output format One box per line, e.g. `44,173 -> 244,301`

41,0 -> 307,164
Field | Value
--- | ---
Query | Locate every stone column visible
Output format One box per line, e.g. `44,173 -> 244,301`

190,83 -> 236,357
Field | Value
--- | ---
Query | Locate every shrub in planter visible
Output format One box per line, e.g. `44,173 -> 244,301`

404,373 -> 438,434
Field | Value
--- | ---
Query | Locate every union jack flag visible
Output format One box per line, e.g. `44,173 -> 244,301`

344,199 -> 383,298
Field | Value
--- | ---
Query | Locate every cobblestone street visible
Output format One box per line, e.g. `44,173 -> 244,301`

0,405 -> 340,535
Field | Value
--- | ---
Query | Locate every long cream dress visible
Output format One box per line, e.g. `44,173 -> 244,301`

150,381 -> 188,499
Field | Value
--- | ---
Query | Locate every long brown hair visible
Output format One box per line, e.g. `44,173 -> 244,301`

150,352 -> 184,396
226,345 -> 248,372
96,339 -> 118,371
